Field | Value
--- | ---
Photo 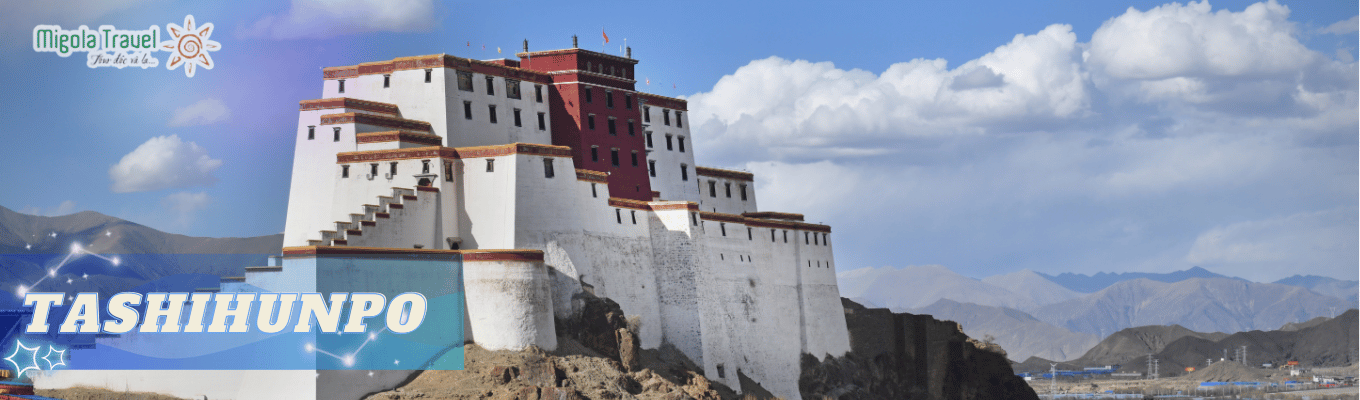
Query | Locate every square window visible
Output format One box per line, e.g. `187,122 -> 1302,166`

463,101 -> 473,119
648,160 -> 656,177
333,127 -> 341,142
591,146 -> 599,162
606,90 -> 614,108
678,136 -> 686,152
535,85 -> 543,102
616,209 -> 622,224
681,165 -> 688,181
514,109 -> 522,127
338,79 -> 345,93
663,109 -> 670,126
625,94 -> 633,109
611,148 -> 620,167
341,165 -> 349,178
588,114 -> 596,130
646,133 -> 653,148
677,111 -> 683,128
740,185 -> 748,201
584,86 -> 593,103
631,210 -> 637,225
631,151 -> 638,167
307,126 -> 315,140
708,181 -> 717,197
486,159 -> 494,172
458,71 -> 473,91
543,158 -> 555,178
725,183 -> 731,198
608,118 -> 616,135
643,106 -> 651,123
665,135 -> 673,151
424,69 -> 432,83
506,79 -> 521,99
591,183 -> 597,198
537,112 -> 546,130
485,76 -> 495,95
383,74 -> 390,88
628,120 -> 635,136
488,105 -> 497,123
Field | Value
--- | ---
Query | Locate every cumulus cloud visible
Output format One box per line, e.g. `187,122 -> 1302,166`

1186,209 -> 1358,281
161,191 -> 211,228
687,1 -> 1357,281
689,24 -> 1088,163
238,0 -> 436,39
168,98 -> 231,127
108,135 -> 223,193
1321,15 -> 1358,35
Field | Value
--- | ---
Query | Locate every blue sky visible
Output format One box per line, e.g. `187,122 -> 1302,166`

1,0 -> 1355,282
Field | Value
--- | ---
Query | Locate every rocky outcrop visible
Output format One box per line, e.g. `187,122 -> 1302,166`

560,293 -> 643,372
799,299 -> 1039,400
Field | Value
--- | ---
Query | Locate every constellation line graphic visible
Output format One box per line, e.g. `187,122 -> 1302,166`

14,242 -> 120,299
305,327 -> 391,368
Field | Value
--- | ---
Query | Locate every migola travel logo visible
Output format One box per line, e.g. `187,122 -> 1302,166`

32,15 -> 220,78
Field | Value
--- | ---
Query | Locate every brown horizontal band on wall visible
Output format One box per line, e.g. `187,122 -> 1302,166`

299,98 -> 399,115
649,202 -> 700,212
742,211 -> 804,221
356,131 -> 443,146
337,143 -> 573,163
695,211 -> 832,233
282,246 -> 544,261
636,92 -> 688,111
576,169 -> 608,183
695,166 -> 754,181
609,197 -> 652,211
698,211 -> 745,224
324,54 -> 554,84
319,112 -> 433,132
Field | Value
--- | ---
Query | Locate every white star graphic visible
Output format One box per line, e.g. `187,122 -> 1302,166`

43,346 -> 66,370
160,15 -> 220,78
4,340 -> 41,378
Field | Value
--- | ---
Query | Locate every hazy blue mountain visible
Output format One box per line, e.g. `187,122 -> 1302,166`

1036,266 -> 1243,293
0,205 -> 282,308
1273,275 -> 1359,304
837,265 -> 1036,311
1034,277 -> 1353,338
980,269 -> 1083,309
911,299 -> 1099,362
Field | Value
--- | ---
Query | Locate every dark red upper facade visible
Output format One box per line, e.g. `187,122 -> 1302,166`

518,48 -> 652,201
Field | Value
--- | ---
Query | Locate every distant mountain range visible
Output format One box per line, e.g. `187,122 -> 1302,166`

0,205 -> 282,308
1035,309 -> 1359,375
839,264 -> 1358,362
1036,266 -> 1243,293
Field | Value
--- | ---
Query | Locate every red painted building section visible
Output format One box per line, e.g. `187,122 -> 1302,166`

518,47 -> 652,201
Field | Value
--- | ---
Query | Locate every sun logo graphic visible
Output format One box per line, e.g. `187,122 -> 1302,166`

160,15 -> 220,78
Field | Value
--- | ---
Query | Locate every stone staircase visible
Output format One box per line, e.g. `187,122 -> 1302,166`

307,187 -> 420,247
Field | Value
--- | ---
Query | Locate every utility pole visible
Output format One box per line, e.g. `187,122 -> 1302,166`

1241,345 -> 1247,366
1050,363 -> 1057,399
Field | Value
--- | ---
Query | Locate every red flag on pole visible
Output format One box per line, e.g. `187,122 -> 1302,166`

603,28 -> 609,44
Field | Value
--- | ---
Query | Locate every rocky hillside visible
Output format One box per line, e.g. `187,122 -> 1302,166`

798,299 -> 1039,400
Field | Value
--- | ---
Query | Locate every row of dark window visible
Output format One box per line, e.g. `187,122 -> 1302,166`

705,180 -> 749,200
339,159 -> 453,183
461,101 -> 546,130
712,224 -> 830,248
334,71 -> 546,104
640,106 -> 682,127
585,114 -> 636,136
644,132 -> 686,152
590,146 -> 643,168
585,61 -> 628,79
615,208 -> 639,225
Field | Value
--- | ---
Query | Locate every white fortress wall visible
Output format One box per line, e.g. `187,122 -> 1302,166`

456,152 -> 519,250
647,203 -> 707,367
463,256 -> 558,351
695,169 -> 757,214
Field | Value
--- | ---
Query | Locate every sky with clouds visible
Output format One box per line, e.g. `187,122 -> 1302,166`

0,0 -> 1354,282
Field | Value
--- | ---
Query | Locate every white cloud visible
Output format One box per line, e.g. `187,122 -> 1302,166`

1186,209 -> 1358,281
1321,15 -> 1358,35
238,0 -> 436,39
1086,1 -> 1314,80
168,98 -> 231,127
688,24 -> 1087,163
686,1 -> 1357,281
108,135 -> 222,193
18,200 -> 76,216
161,191 -> 210,228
